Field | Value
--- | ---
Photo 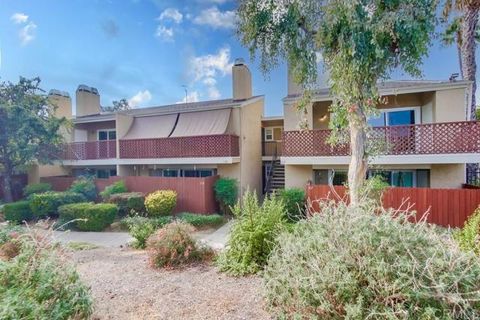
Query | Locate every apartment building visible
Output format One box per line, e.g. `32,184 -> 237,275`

29,59 -> 264,195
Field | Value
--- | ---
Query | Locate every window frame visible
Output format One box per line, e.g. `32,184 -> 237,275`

97,129 -> 117,141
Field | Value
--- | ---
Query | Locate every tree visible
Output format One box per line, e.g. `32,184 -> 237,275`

0,77 -> 67,202
237,0 -> 437,205
101,98 -> 130,112
443,0 -> 480,120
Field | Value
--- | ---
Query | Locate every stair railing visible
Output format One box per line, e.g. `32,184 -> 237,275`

264,142 -> 278,194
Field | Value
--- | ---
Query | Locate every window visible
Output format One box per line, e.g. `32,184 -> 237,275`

149,168 -> 216,178
367,108 -> 419,127
98,129 -> 116,141
314,169 -> 328,185
313,169 -> 347,186
163,169 -> 179,177
264,128 -> 273,141
368,169 -> 430,188
331,170 -> 348,186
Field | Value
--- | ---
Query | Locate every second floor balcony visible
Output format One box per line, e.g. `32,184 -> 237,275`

63,140 -> 116,160
262,141 -> 283,157
119,134 -> 240,159
283,121 -> 480,157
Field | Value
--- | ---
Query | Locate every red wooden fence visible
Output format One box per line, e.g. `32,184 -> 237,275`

306,184 -> 480,228
41,175 -> 219,214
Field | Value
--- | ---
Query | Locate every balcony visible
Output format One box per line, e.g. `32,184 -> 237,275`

262,141 -> 283,157
63,140 -> 117,160
119,134 -> 240,159
283,121 -> 480,157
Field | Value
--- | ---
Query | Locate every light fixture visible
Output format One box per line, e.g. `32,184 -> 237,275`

319,114 -> 328,122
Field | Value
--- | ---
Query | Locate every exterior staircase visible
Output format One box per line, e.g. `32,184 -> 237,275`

265,160 -> 285,195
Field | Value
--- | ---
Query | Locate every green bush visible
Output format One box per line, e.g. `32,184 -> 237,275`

0,226 -> 23,246
107,192 -> 145,216
144,190 -> 177,217
178,213 -> 224,229
216,190 -> 287,276
214,178 -> 238,214
3,201 -> 33,224
68,177 -> 97,201
30,192 -> 86,218
58,202 -> 117,231
264,202 -> 480,319
147,221 -> 213,269
23,182 -> 52,198
99,180 -> 127,199
277,188 -> 305,221
0,230 -> 92,319
455,206 -> 480,254
122,215 -> 173,249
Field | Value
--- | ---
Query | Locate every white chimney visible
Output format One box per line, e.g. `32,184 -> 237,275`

76,85 -> 101,117
232,58 -> 252,101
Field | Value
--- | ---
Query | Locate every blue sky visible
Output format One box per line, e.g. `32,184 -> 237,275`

0,0 -> 476,116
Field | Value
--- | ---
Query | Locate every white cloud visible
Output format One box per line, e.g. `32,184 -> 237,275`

155,25 -> 174,41
128,90 -> 152,107
193,7 -> 236,29
177,91 -> 200,103
187,46 -> 233,101
11,13 -> 28,24
19,22 -> 37,46
158,8 -> 183,24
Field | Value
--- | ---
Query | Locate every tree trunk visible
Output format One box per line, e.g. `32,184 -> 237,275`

2,171 -> 13,203
461,5 -> 479,120
348,112 -> 368,206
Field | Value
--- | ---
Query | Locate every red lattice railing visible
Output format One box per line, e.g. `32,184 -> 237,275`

283,121 -> 480,157
63,140 -> 117,160
119,134 -> 240,159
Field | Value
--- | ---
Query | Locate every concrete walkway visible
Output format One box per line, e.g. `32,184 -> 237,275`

52,220 -> 233,250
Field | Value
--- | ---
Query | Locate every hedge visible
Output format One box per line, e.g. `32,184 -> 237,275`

30,192 -> 87,218
58,202 -> 117,231
3,200 -> 34,223
107,192 -> 145,216
23,183 -> 52,198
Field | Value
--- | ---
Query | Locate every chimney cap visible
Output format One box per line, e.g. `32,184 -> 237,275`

234,58 -> 246,66
48,89 -> 70,98
77,84 -> 99,95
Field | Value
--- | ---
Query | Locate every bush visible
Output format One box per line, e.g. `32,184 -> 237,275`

30,192 -> 86,218
23,182 -> 52,198
58,202 -> 117,231
108,192 -> 145,217
3,201 -> 33,223
146,221 -> 213,269
455,206 -> 480,254
277,188 -> 305,221
264,201 -> 480,319
144,190 -> 177,217
214,178 -> 238,214
177,213 -> 224,229
68,177 -> 97,201
121,215 -> 173,249
0,229 -> 92,318
99,180 -> 127,199
216,190 -> 287,276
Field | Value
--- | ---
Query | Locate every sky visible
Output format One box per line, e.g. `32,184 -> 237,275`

0,0 -> 478,116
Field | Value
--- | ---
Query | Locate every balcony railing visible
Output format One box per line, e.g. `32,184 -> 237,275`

283,121 -> 480,157
263,141 -> 283,157
119,134 -> 240,159
63,140 -> 117,160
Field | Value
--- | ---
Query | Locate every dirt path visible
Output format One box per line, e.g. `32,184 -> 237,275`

72,247 -> 270,320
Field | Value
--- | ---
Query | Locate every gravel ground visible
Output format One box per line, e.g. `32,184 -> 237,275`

72,247 -> 271,320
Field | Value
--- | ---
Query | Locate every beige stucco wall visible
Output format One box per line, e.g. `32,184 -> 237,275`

74,121 -> 116,141
430,164 -> 465,189
285,165 -> 313,188
116,113 -> 134,158
232,64 -> 252,101
261,119 -> 283,128
76,90 -> 101,117
434,88 -> 467,123
284,102 -> 313,130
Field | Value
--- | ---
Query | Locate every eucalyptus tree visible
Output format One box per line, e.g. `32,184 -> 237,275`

237,0 -> 437,205
0,77 -> 67,202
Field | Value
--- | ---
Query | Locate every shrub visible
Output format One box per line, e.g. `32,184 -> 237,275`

68,176 -> 97,201
277,188 -> 305,221
108,192 -> 145,217
23,182 -> 52,198
455,206 -> 480,254
178,213 -> 224,229
30,192 -> 86,218
263,201 -> 480,319
0,229 -> 92,318
216,190 -> 286,276
121,215 -> 173,249
3,201 -> 33,223
214,178 -> 238,214
99,180 -> 127,199
144,190 -> 177,217
58,202 -> 117,231
146,221 -> 213,269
